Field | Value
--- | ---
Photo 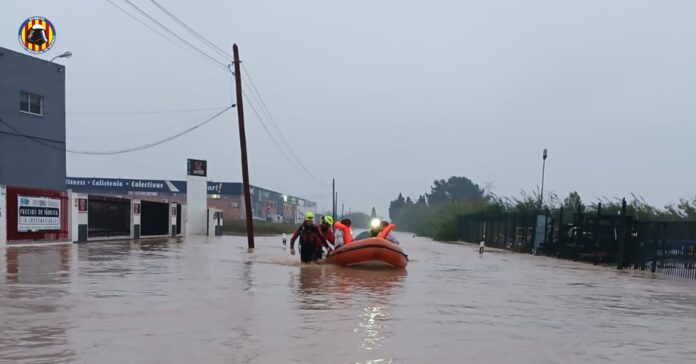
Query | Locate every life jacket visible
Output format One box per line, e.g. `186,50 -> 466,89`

377,224 -> 395,239
333,221 -> 353,244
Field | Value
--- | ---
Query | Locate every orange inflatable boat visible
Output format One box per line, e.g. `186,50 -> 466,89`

325,238 -> 408,269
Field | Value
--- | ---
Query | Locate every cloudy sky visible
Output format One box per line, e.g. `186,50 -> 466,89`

2,0 -> 695,214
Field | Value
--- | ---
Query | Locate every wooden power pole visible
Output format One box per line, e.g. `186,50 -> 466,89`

233,44 -> 255,249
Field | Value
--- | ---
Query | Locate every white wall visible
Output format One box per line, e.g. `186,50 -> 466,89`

69,192 -> 88,242
0,185 -> 6,247
186,175 -> 207,235
170,202 -> 177,235
132,199 -> 141,227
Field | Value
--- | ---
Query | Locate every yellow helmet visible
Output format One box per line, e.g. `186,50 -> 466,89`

323,215 -> 334,225
304,211 -> 315,221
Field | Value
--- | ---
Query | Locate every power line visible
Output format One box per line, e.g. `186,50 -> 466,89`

242,91 -> 327,187
241,92 -> 303,172
115,0 -> 229,71
107,0 -> 327,187
0,130 -> 64,145
67,106 -> 230,116
147,0 -> 232,60
144,0 -> 325,187
241,65 -> 302,158
68,107 -> 232,140
104,0 -> 216,66
241,65 -> 326,185
0,106 -> 232,155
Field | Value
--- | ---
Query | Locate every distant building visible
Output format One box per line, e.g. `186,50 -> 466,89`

65,177 -> 316,223
0,47 -> 66,190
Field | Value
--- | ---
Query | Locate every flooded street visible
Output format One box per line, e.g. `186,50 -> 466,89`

2,234 -> 696,364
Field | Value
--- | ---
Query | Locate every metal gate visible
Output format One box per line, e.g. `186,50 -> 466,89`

141,200 -> 169,236
176,203 -> 182,235
88,195 -> 131,238
630,221 -> 696,280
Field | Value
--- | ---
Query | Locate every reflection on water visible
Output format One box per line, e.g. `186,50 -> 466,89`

357,305 -> 387,351
1,234 -> 696,363
1,245 -> 75,364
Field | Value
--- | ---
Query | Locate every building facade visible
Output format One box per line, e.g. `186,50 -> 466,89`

0,47 -> 66,191
66,177 -> 316,223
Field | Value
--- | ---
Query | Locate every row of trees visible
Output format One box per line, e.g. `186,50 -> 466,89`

388,176 -> 696,240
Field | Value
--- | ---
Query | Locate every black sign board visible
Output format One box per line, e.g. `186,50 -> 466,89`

187,159 -> 207,177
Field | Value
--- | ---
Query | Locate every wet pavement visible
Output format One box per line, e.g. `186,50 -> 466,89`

1,234 -> 696,364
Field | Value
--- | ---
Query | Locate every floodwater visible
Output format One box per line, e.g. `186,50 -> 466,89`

1,234 -> 696,364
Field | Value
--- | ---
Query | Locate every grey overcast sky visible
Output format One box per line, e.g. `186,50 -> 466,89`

2,0 -> 695,214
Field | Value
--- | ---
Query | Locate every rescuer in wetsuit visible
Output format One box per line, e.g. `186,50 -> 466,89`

290,212 -> 325,263
318,216 -> 336,256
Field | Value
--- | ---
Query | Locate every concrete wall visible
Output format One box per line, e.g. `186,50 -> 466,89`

186,175 -> 207,235
0,47 -> 66,191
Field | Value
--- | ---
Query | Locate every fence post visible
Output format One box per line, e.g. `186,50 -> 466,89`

558,207 -> 564,258
617,198 -> 627,270
504,213 -> 509,249
496,214 -> 501,247
512,213 -> 517,249
592,203 -> 601,265
651,222 -> 658,273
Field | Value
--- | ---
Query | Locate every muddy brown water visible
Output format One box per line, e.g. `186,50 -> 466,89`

1,234 -> 696,364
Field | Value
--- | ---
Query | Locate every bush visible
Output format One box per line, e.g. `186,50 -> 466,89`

393,201 -> 488,241
223,219 -> 297,236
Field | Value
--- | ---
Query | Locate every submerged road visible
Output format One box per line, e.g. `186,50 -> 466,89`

1,233 -> 695,363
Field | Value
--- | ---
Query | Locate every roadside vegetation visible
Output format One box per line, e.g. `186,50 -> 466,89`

389,176 -> 696,241
224,220 -> 297,236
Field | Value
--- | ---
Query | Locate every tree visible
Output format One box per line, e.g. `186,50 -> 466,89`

340,212 -> 371,228
425,176 -> 485,205
416,195 -> 426,206
512,190 -> 539,214
677,198 -> 696,219
371,207 -> 377,217
389,193 -> 406,220
563,191 -> 584,213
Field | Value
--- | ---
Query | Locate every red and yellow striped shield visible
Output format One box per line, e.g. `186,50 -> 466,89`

18,16 -> 56,54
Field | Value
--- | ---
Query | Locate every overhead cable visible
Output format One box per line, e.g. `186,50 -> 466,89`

0,106 -> 232,155
116,0 -> 229,71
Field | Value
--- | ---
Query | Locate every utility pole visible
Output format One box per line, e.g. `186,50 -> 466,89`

332,178 -> 336,232
233,44 -> 254,249
341,203 -> 344,218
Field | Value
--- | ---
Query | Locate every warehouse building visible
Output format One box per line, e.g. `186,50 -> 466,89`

0,47 -> 69,245
66,177 -> 316,224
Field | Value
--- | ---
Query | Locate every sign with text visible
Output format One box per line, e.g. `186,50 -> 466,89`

17,195 -> 61,232
187,159 -> 207,177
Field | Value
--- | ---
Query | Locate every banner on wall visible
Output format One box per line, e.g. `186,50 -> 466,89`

17,195 -> 61,232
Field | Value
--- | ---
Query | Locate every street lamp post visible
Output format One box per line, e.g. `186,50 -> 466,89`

50,51 -> 72,63
535,148 -> 549,254
539,148 -> 548,210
